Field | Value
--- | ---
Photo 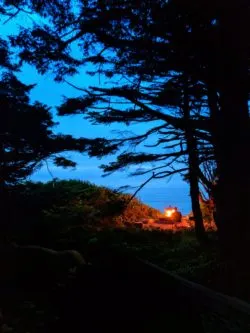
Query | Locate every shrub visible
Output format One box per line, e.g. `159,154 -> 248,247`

8,180 -> 163,243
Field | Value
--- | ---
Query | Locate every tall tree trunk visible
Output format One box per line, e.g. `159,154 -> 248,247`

207,84 -> 220,227
0,139 -> 8,243
188,140 -> 207,244
183,78 -> 207,244
215,3 -> 250,297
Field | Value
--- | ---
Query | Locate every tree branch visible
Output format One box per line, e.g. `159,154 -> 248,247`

3,9 -> 20,24
90,86 -> 211,132
126,173 -> 156,206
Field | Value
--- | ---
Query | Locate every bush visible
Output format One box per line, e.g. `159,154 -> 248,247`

8,180 -> 163,244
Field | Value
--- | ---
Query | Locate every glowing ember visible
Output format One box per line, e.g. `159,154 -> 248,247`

164,208 -> 176,218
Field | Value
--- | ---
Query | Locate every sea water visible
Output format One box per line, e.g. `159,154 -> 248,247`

137,186 -> 191,215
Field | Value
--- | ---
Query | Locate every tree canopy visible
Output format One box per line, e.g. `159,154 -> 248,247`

0,72 -> 89,185
0,1 -> 250,280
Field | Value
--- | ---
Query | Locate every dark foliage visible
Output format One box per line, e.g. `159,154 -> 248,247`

8,0 -> 249,257
0,0 -> 250,297
8,180 -> 162,245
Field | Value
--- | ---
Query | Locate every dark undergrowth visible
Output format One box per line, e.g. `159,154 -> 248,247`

0,227 -> 249,332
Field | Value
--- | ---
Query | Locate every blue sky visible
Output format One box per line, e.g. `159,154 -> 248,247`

20,64 -> 191,214
2,14 -> 191,214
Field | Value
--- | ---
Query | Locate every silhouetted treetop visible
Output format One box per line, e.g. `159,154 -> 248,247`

2,0 -> 250,267
0,72 -> 111,185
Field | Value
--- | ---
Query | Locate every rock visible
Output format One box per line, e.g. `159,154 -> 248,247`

0,244 -> 86,290
0,324 -> 13,333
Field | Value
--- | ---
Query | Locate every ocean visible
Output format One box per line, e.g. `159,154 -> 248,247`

135,186 -> 191,216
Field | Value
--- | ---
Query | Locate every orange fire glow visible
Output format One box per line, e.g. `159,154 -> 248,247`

164,208 -> 176,218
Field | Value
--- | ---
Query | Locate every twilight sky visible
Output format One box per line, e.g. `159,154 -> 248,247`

2,14 -> 191,214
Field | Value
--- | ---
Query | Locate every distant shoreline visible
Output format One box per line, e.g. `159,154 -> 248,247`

135,187 -> 191,215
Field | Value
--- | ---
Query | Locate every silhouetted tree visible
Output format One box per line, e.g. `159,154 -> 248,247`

0,73 -> 88,185
5,0 -> 214,239
0,30 -> 98,239
181,76 -> 207,242
4,1 -> 250,267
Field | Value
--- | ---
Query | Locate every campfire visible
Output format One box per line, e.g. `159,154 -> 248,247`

164,207 -> 177,218
162,207 -> 182,223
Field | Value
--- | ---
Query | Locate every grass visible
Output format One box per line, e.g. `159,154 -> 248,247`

57,226 -> 220,288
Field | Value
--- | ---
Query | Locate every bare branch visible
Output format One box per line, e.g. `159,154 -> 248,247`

126,173 -> 156,206
64,80 -> 88,92
3,9 -> 20,24
153,167 -> 188,179
130,156 -> 181,176
90,86 -> 211,132
113,124 -> 167,145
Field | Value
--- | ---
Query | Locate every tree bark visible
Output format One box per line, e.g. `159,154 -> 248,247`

206,84 -> 220,227
187,136 -> 207,244
0,139 -> 8,243
214,3 -> 250,297
183,78 -> 207,244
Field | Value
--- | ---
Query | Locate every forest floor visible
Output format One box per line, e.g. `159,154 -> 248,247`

0,227 -> 248,333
